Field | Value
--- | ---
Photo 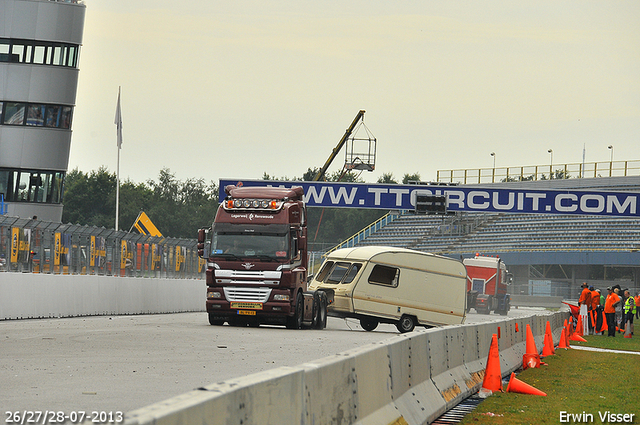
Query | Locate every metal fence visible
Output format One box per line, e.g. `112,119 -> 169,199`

437,160 -> 640,184
0,216 -> 204,279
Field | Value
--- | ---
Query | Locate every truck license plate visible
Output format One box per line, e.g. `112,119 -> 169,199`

237,310 -> 256,316
230,302 -> 263,310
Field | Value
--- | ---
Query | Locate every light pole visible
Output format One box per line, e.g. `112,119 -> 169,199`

608,145 -> 613,176
490,152 -> 496,182
608,145 -> 613,162
548,149 -> 553,179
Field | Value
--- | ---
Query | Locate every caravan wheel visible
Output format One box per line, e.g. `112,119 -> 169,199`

360,317 -> 379,332
396,315 -> 416,333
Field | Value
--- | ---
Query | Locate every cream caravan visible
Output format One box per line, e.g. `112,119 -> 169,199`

308,246 -> 467,333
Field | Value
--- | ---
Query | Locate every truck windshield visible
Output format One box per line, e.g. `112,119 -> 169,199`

211,232 -> 290,260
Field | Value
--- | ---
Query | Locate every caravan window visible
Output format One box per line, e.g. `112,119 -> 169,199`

368,264 -> 400,287
326,262 -> 352,284
316,261 -> 362,284
315,261 -> 334,282
342,263 -> 361,284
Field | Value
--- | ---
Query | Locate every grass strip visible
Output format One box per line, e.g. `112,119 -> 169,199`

460,338 -> 640,424
574,333 -> 640,352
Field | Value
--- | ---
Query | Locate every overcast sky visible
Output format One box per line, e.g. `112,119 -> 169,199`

68,1 -> 640,185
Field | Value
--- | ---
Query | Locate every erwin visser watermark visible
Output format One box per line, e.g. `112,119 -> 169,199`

559,411 -> 636,423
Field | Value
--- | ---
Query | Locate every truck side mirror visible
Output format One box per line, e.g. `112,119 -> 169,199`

197,228 -> 210,258
197,228 -> 207,244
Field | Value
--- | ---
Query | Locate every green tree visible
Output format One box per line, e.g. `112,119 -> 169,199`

301,167 -> 321,181
62,166 -> 116,227
377,172 -> 398,184
402,172 -> 421,184
118,180 -> 154,231
145,168 -> 218,238
62,167 -> 218,238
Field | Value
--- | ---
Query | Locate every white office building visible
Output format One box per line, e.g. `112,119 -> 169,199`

0,0 -> 85,221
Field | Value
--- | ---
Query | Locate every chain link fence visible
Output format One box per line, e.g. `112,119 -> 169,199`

0,216 -> 204,279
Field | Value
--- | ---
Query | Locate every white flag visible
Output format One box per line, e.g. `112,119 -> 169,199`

115,87 -> 123,149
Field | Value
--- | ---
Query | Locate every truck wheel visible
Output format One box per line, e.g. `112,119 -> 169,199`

313,292 -> 328,330
286,292 -> 304,329
208,314 -> 225,326
360,317 -> 378,332
396,315 -> 416,333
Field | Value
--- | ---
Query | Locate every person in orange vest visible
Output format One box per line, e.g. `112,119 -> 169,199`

635,292 -> 640,320
590,286 -> 600,334
578,282 -> 592,309
604,287 -> 621,337
578,283 -> 592,333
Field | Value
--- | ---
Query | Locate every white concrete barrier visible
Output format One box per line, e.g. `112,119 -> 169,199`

0,273 -> 204,320
123,311 -> 568,425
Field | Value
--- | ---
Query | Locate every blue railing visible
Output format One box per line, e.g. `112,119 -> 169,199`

323,211 -> 400,256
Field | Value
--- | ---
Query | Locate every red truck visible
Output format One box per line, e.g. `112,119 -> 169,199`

197,185 -> 327,329
463,254 -> 512,315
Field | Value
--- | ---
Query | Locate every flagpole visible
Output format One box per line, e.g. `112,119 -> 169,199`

115,86 -> 123,231
116,137 -> 120,231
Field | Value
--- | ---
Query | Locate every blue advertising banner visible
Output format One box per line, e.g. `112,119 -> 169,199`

219,179 -> 640,217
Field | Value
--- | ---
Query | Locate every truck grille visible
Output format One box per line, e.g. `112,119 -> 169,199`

223,287 -> 272,303
215,269 -> 281,285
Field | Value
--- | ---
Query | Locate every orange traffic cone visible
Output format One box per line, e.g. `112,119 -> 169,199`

542,321 -> 555,356
624,322 -> 633,339
506,372 -> 547,396
558,328 -> 569,349
480,333 -> 503,393
523,324 -> 541,369
542,332 -> 555,356
575,315 -> 584,336
564,319 -> 572,339
570,333 -> 587,342
525,324 -> 538,354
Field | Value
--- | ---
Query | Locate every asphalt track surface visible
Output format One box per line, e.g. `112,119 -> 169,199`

1,308 -> 545,415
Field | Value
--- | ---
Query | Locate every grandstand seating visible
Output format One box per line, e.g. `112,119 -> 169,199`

355,212 -> 640,254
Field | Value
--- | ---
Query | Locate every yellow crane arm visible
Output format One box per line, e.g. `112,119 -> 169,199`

313,110 -> 365,181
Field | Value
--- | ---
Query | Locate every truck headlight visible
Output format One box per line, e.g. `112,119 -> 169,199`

273,294 -> 290,301
207,291 -> 222,299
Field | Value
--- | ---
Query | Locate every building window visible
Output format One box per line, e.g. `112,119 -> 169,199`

0,169 -> 65,204
1,101 -> 72,129
4,103 -> 25,125
0,38 -> 80,68
26,105 -> 45,126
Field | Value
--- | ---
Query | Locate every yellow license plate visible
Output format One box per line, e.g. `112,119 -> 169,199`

237,310 -> 256,316
230,302 -> 263,310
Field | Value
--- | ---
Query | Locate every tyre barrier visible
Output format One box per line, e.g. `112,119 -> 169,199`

123,311 -> 568,425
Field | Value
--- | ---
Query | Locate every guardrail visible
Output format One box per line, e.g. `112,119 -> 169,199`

122,310 -> 567,425
0,216 -> 203,279
437,160 -> 640,184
